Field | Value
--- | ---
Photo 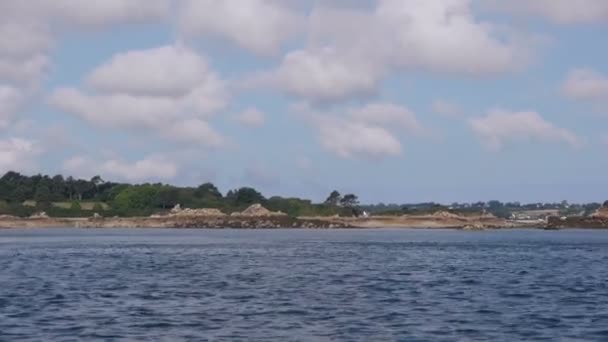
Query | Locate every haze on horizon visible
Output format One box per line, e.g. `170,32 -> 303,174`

0,0 -> 607,204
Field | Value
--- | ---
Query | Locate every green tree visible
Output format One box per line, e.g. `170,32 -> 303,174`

70,201 -> 82,211
195,182 -> 222,199
325,190 -> 341,206
34,186 -> 52,208
227,187 -> 265,207
112,185 -> 160,216
157,186 -> 179,209
340,194 -> 359,208
11,186 -> 28,203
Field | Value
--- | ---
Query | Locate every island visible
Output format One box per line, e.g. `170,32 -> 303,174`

0,171 -> 606,230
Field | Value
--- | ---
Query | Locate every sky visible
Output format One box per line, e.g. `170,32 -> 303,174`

0,0 -> 607,204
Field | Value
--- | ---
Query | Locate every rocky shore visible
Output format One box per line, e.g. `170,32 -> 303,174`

2,205 -> 608,230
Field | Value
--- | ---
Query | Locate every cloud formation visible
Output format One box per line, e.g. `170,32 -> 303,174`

63,155 -> 178,182
469,109 -> 581,150
484,0 -> 608,24
178,0 -> 302,56
562,68 -> 608,102
49,45 -> 228,147
296,102 -> 423,159
0,138 -> 41,174
256,0 -> 531,102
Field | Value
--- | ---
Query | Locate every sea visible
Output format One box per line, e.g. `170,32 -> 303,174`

1,228 -> 608,341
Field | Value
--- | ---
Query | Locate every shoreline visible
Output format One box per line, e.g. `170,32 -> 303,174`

0,214 -> 547,230
1,214 -> 607,230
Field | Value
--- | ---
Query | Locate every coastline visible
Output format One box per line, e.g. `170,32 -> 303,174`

0,214 -> 551,230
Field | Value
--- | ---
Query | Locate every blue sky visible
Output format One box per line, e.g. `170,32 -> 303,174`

1,0 -> 607,204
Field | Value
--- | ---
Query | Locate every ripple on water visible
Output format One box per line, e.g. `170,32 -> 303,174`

1,228 -> 608,341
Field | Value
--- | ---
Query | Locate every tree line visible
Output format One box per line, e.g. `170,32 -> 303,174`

0,171 -> 361,218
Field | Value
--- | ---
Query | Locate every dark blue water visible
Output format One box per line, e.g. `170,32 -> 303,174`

1,229 -> 608,341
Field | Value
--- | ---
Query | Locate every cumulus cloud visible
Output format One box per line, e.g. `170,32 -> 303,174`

316,117 -> 403,159
255,0 -> 531,102
49,45 -> 228,147
236,107 -> 266,127
0,1 -> 170,28
256,47 -> 384,102
0,22 -> 53,58
87,45 -> 216,97
0,86 -> 24,128
483,0 -> 608,24
562,68 -> 608,102
349,103 -> 422,132
0,0 -> 171,130
178,0 -> 303,56
469,109 -> 581,150
0,138 -> 41,174
63,155 -> 178,182
295,102 -> 423,159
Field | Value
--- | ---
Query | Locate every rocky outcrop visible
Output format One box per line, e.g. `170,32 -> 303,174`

432,211 -> 464,219
30,212 -> 49,219
170,207 -> 226,217
547,216 -> 608,229
231,204 -> 287,217
592,207 -> 608,218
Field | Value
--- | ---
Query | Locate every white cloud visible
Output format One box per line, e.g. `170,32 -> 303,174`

0,22 -> 53,58
256,0 -> 531,102
0,1 -> 170,28
0,85 -> 24,128
349,103 -> 422,132
63,155 -> 178,182
0,138 -> 41,174
483,0 -> 608,24
258,47 -> 384,102
316,117 -> 403,159
294,102 -> 423,159
469,109 -> 581,150
0,54 -> 49,86
49,45 -> 228,147
0,0 -> 173,130
376,0 -> 524,74
178,0 -> 302,56
236,107 -> 266,127
87,45 -> 217,97
562,68 -> 608,102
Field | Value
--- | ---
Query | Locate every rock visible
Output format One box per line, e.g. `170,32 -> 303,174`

234,204 -> 287,217
93,212 -> 102,219
170,204 -> 182,214
463,224 -> 485,231
432,211 -> 462,219
168,207 -> 226,217
30,212 -> 49,219
592,207 -> 608,218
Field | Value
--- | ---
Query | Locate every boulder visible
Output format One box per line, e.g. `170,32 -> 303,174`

170,208 -> 226,217
30,212 -> 49,219
235,204 -> 287,217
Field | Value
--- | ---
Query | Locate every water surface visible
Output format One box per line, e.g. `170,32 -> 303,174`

1,228 -> 608,341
